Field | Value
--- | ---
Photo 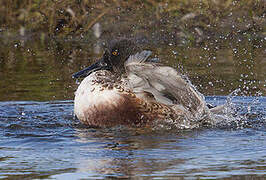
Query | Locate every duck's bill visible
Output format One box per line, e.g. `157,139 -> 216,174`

72,59 -> 108,79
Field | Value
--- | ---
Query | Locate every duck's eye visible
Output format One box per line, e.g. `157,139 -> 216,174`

112,50 -> 118,56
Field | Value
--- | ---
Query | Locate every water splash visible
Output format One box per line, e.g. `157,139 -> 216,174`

212,89 -> 264,129
151,88 -> 264,131
75,79 -> 81,85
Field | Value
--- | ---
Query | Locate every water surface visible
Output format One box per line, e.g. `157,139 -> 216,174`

0,96 -> 265,179
0,27 -> 265,179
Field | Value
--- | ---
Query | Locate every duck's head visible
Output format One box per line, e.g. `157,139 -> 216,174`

72,39 -> 140,78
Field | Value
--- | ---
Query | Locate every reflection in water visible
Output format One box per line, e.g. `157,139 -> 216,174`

73,127 -> 193,177
0,34 -> 264,102
71,112 -> 265,178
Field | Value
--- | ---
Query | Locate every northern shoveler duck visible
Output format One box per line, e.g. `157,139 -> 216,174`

73,39 -> 221,128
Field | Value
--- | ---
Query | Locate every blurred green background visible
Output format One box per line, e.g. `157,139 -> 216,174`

0,0 -> 265,101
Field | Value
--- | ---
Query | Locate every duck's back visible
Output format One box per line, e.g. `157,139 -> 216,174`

125,51 -> 210,120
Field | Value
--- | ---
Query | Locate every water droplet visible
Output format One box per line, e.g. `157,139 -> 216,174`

75,79 -> 80,85
172,50 -> 178,55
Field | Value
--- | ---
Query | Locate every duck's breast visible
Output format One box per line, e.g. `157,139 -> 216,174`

74,71 -> 151,127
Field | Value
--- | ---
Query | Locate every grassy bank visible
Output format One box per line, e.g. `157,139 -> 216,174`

0,0 -> 265,40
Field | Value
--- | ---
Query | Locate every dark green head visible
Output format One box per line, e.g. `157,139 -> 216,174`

72,39 -> 141,78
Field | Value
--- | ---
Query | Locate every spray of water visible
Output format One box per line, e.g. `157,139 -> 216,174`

151,88 -> 264,131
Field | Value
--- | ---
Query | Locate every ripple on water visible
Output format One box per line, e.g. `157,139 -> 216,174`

0,97 -> 265,179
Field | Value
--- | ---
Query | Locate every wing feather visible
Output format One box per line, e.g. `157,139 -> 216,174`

125,51 -> 209,118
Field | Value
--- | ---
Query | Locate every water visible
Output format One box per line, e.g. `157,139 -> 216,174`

0,29 -> 265,178
0,96 -> 265,179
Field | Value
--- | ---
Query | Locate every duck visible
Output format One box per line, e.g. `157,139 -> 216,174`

72,39 -> 220,128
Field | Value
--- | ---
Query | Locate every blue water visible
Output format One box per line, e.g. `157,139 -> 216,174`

0,96 -> 265,179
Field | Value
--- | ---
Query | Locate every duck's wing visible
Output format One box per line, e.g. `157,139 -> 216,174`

125,51 -> 209,118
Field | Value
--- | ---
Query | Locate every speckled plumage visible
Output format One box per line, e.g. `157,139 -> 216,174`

74,70 -> 180,127
73,39 -> 215,128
